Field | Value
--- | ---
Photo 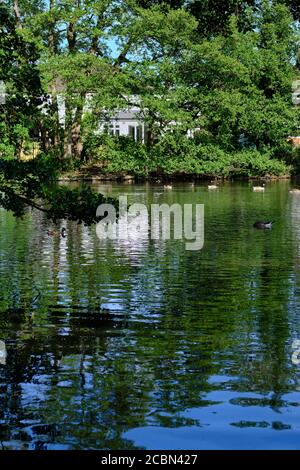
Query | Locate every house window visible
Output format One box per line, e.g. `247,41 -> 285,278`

136,125 -> 144,142
129,126 -> 136,139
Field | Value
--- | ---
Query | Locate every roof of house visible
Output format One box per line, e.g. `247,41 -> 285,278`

112,110 -> 141,120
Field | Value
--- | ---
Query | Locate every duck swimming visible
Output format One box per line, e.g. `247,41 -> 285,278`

253,220 -> 272,229
47,227 -> 66,237
289,188 -> 300,194
253,184 -> 265,192
208,184 -> 218,190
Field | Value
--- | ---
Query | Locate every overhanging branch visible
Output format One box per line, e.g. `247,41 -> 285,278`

1,188 -> 50,214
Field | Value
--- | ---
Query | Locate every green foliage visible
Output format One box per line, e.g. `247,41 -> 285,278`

83,134 -> 150,175
188,0 -> 257,37
43,185 -> 117,224
153,142 -> 290,177
0,154 -> 117,223
174,3 -> 299,154
0,3 -> 43,158
84,133 -> 290,177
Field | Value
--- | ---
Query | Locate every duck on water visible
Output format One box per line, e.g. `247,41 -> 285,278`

47,227 -> 66,237
253,221 -> 272,229
253,184 -> 265,192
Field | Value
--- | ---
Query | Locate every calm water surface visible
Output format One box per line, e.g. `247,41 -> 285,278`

1,180 -> 300,449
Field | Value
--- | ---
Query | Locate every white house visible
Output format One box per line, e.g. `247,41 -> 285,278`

289,80 -> 300,145
0,80 -> 6,105
292,80 -> 300,106
55,92 -> 148,143
98,109 -> 148,143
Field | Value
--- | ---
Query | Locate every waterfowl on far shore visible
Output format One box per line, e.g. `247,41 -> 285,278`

47,227 -> 66,237
253,220 -> 272,229
253,184 -> 265,192
208,184 -> 218,190
289,188 -> 300,194
164,185 -> 173,190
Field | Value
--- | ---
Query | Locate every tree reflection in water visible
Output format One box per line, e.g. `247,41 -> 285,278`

1,181 -> 300,450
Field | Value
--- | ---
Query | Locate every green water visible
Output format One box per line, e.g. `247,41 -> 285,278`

1,180 -> 300,450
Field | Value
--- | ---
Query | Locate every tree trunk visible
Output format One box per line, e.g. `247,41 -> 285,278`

49,85 -> 62,150
48,0 -> 62,151
71,120 -> 83,160
67,23 -> 76,52
40,127 -> 50,153
71,98 -> 84,160
91,17 -> 101,55
63,96 -> 84,160
63,97 -> 72,158
13,0 -> 22,28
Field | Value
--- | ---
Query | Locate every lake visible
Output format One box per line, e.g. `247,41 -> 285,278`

1,180 -> 300,450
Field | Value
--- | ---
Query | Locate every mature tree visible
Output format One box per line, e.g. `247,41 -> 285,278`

278,0 -> 300,21
0,3 -> 43,160
0,2 -> 118,222
174,2 -> 299,153
1,1 -> 195,161
188,0 -> 257,37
